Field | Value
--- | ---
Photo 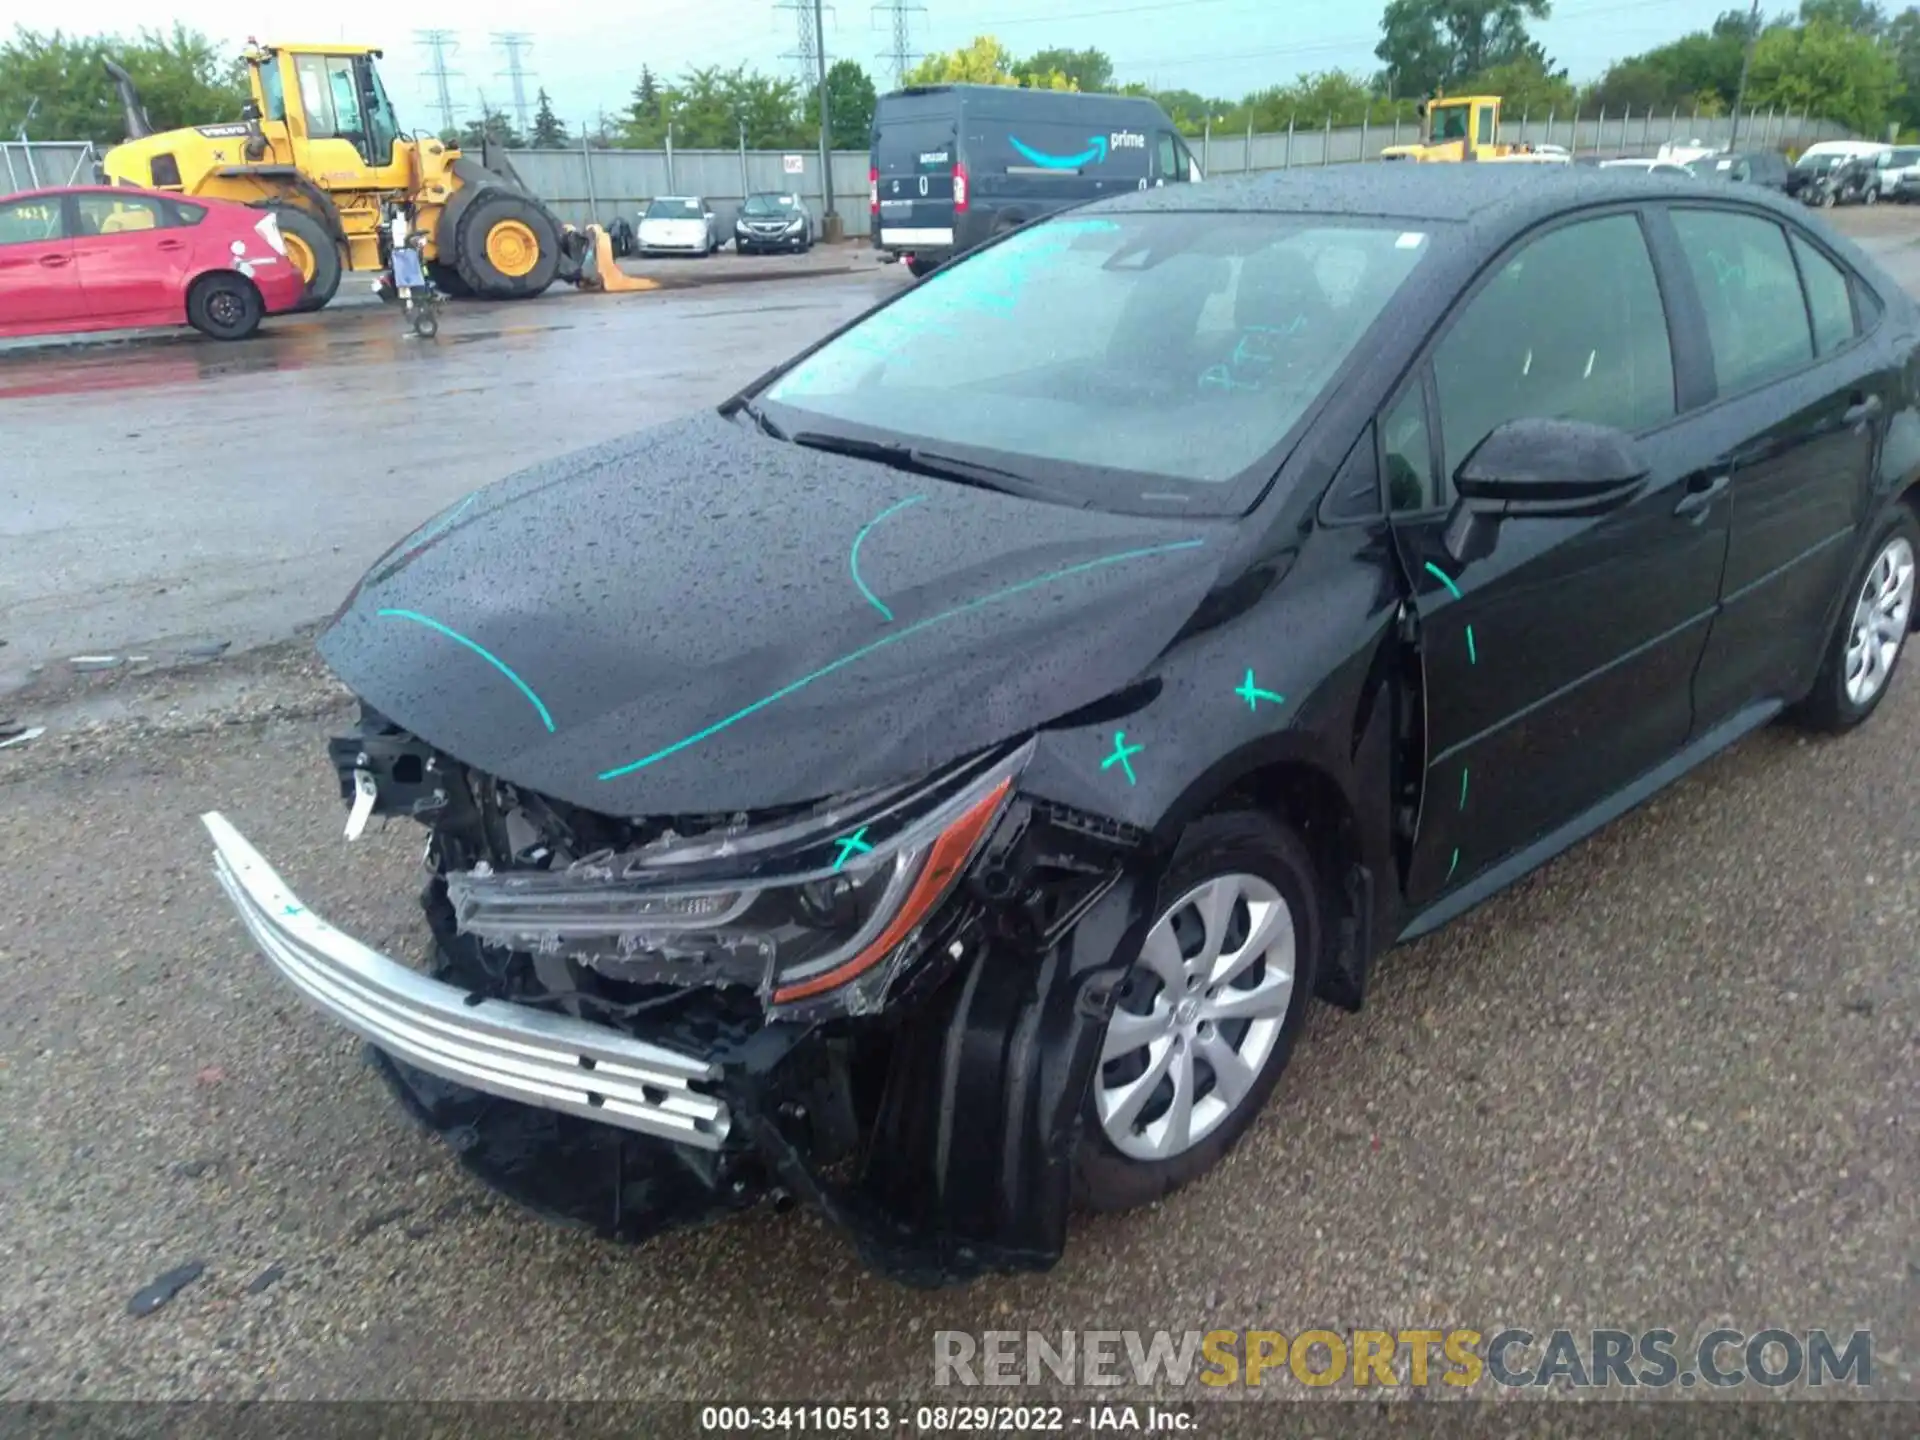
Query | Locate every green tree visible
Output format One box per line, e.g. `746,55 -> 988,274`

1746,17 -> 1902,132
1798,0 -> 1888,34
1587,22 -> 1750,114
1020,46 -> 1114,93
458,102 -> 521,150
806,58 -> 876,146
1460,54 -> 1576,114
1373,0 -> 1554,99
628,65 -> 806,149
622,65 -> 666,144
1887,6 -> 1920,129
0,25 -> 247,147
530,88 -> 567,147
905,36 -> 1077,89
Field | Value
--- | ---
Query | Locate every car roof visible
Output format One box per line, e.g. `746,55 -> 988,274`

1,182 -> 193,204
1095,161 -> 1811,230
650,195 -> 701,202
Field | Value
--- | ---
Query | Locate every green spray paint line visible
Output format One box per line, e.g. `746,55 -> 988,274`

849,495 -> 924,621
1466,624 -> 1478,666
1446,848 -> 1460,882
1423,560 -> 1463,600
598,539 -> 1206,780
377,609 -> 555,733
1459,767 -> 1469,810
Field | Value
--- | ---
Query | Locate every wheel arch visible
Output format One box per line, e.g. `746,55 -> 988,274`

1145,731 -> 1381,1012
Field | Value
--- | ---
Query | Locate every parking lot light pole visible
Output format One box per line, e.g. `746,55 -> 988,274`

1730,0 -> 1761,149
814,0 -> 838,236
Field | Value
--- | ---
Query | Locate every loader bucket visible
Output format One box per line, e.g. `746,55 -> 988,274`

576,225 -> 659,293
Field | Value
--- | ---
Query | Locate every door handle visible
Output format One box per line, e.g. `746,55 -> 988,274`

1843,393 -> 1883,426
1674,472 -> 1730,522
38,253 -> 70,268
158,239 -> 186,251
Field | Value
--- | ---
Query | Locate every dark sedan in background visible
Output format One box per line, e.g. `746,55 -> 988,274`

203,165 -> 1919,1285
733,191 -> 814,253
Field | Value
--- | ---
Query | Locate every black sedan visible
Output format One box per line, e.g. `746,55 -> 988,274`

202,165 -> 1918,1285
733,191 -> 814,253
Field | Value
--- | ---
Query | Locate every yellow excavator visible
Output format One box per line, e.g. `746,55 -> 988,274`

1379,95 -> 1569,164
99,41 -> 583,310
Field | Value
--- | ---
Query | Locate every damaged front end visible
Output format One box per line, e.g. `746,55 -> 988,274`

205,706 -> 1158,1285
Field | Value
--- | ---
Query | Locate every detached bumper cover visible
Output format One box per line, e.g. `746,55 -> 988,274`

201,812 -> 730,1151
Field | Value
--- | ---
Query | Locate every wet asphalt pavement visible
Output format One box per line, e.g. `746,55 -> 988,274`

0,214 -> 1916,1406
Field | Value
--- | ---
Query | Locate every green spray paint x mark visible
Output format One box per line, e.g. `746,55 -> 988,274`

598,539 -> 1205,780
1235,669 -> 1285,711
832,826 -> 874,872
1102,731 -> 1143,785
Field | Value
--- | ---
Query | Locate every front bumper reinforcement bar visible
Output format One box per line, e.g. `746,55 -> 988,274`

201,811 -> 731,1151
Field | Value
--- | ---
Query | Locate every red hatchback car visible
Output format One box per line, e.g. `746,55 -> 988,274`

0,184 -> 305,341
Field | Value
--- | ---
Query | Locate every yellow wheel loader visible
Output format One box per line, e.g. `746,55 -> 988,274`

99,43 -> 583,311
1378,95 -> 1569,165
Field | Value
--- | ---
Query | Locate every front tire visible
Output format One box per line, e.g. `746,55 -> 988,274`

453,191 -> 561,299
186,272 -> 264,340
1796,505 -> 1918,732
1073,811 -> 1322,1213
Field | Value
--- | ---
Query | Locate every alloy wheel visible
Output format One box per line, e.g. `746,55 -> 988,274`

1844,535 -> 1916,706
1095,873 -> 1296,1162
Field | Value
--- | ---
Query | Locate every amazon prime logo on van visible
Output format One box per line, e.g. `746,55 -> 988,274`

1109,131 -> 1146,149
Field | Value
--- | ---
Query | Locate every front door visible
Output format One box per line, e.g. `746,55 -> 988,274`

1384,210 -> 1732,910
1664,206 -> 1891,721
70,192 -> 191,324
0,194 -> 77,329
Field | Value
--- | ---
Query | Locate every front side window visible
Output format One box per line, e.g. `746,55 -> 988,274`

1382,383 -> 1438,512
1433,213 -> 1676,482
75,193 -> 169,236
1791,233 -> 1858,356
0,197 -> 63,244
1671,209 -> 1812,395
362,59 -> 401,159
762,211 -> 1434,513
295,56 -> 334,137
1433,106 -> 1468,141
1156,132 -> 1177,180
1476,106 -> 1494,146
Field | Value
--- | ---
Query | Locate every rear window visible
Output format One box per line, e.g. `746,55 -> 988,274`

762,211 -> 1434,514
874,114 -> 956,175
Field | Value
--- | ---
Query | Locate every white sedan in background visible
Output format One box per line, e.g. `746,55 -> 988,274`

636,196 -> 720,257
1599,157 -> 1694,177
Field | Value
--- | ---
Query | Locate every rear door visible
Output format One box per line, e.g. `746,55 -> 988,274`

873,99 -> 959,251
0,194 -> 77,329
71,192 -> 193,324
1666,205 -> 1894,723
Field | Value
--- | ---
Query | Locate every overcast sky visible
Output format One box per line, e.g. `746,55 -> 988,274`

85,0 -> 1740,130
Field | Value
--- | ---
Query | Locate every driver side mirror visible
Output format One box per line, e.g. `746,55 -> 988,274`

1442,417 -> 1650,564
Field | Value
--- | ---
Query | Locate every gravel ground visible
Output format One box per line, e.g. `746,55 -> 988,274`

0,639 -> 1913,1404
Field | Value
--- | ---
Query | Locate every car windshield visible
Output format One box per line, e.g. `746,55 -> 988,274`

1891,147 -> 1920,166
647,198 -> 702,218
760,210 -> 1435,515
744,194 -> 796,216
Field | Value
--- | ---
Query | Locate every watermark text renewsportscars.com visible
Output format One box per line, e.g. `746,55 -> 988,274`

933,1328 -> 1874,1390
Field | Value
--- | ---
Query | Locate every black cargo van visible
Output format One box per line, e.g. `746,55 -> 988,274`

870,84 -> 1201,275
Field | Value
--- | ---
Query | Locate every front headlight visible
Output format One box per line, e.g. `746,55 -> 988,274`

446,740 -> 1031,1013
736,219 -> 749,232
785,215 -> 804,232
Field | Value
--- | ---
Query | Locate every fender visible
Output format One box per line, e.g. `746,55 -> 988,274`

212,166 -> 347,244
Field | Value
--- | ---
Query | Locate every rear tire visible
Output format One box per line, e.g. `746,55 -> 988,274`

187,272 -> 264,340
1073,811 -> 1322,1213
268,206 -> 341,313
427,261 -> 472,298
453,191 -> 561,299
1794,505 -> 1919,732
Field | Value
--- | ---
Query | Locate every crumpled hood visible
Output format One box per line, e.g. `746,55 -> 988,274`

320,411 -> 1222,816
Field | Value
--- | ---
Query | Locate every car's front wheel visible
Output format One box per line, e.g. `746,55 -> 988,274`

1074,811 -> 1321,1212
1798,504 -> 1918,731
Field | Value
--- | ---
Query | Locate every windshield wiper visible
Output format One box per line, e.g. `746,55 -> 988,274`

728,397 -> 788,440
789,431 -> 1045,499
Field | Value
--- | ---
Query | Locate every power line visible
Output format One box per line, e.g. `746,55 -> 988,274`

872,0 -> 926,88
414,29 -> 462,134
494,32 -> 536,134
